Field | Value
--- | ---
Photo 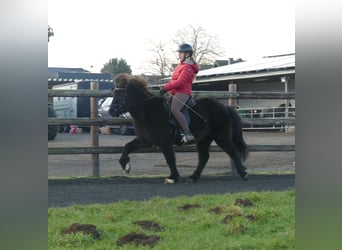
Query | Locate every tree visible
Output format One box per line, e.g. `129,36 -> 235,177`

173,24 -> 225,66
144,25 -> 225,75
101,58 -> 132,78
145,41 -> 174,77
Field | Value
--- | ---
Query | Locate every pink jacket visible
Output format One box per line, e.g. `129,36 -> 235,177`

164,62 -> 199,96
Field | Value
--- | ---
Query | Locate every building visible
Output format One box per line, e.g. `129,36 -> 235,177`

193,53 -> 295,109
48,67 -> 113,89
48,67 -> 114,132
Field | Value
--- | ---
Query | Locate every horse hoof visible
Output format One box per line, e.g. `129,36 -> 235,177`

241,172 -> 248,181
123,163 -> 131,174
164,178 -> 176,184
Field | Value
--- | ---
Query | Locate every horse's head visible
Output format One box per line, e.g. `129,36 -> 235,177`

108,73 -> 131,117
108,73 -> 151,117
108,88 -> 127,117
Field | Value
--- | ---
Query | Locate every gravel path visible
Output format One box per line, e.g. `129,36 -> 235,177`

49,174 -> 295,207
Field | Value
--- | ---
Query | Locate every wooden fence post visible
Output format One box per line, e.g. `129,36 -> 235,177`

228,82 -> 237,109
90,82 -> 99,177
281,76 -> 289,132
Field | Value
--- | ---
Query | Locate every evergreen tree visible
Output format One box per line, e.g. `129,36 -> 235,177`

101,58 -> 132,78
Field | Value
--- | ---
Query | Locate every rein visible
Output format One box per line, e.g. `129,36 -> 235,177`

114,86 -> 207,123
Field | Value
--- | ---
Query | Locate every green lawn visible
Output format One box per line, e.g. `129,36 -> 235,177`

48,190 -> 295,249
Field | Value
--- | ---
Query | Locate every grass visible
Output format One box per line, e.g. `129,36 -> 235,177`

48,190 -> 295,249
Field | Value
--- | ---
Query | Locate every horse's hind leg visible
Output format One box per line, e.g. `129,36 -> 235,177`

188,136 -> 213,182
214,137 -> 248,180
119,138 -> 150,173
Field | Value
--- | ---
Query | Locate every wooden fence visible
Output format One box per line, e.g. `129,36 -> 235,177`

48,85 -> 295,177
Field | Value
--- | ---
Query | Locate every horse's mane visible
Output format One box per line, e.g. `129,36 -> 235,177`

115,73 -> 149,92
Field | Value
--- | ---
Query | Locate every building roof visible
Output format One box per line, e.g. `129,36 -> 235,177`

195,54 -> 295,83
48,67 -> 90,73
48,67 -> 113,84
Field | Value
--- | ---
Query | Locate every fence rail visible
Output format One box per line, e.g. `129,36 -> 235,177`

48,117 -> 295,126
48,145 -> 295,155
48,87 -> 295,177
48,117 -> 132,126
48,89 -> 295,99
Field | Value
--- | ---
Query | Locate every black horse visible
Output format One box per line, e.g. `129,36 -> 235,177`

109,73 -> 248,184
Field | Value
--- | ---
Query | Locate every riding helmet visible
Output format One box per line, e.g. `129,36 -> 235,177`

177,43 -> 193,57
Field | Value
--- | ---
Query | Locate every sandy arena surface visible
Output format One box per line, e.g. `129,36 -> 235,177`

48,131 -> 295,178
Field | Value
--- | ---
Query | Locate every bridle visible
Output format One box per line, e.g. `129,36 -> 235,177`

110,88 -> 127,116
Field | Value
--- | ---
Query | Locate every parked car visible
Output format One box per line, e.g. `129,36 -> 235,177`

98,97 -> 135,135
53,81 -> 113,133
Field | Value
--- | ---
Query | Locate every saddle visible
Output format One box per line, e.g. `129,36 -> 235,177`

165,96 -> 196,145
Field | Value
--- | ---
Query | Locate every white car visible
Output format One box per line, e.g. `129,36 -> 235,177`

98,97 -> 135,135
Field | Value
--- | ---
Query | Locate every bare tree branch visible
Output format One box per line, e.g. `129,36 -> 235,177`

142,25 -> 225,76
144,40 -> 174,77
173,24 -> 225,66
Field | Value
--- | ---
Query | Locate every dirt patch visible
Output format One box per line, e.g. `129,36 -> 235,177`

221,199 -> 258,224
234,198 -> 255,207
179,204 -> 201,210
117,232 -> 160,247
62,223 -> 101,239
222,215 -> 234,224
245,214 -> 257,221
208,206 -> 225,214
222,213 -> 255,224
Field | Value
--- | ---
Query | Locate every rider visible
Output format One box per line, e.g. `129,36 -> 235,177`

160,43 -> 199,143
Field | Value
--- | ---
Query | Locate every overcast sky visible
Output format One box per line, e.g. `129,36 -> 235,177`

48,0 -> 295,74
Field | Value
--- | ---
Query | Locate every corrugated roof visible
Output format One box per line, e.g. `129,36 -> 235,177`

48,67 -> 113,83
48,78 -> 113,83
48,72 -> 112,81
196,54 -> 295,79
48,67 -> 90,73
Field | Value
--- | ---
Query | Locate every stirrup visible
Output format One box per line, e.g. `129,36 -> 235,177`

181,132 -> 195,144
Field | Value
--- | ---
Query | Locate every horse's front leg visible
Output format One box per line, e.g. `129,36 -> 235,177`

119,138 -> 150,173
188,136 -> 213,183
160,146 -> 180,184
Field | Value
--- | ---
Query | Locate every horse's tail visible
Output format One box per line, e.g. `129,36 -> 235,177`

227,107 -> 249,161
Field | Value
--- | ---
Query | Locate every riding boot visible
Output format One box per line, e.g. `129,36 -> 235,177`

182,130 -> 195,144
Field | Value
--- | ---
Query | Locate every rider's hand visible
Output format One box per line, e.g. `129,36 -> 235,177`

159,87 -> 166,96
